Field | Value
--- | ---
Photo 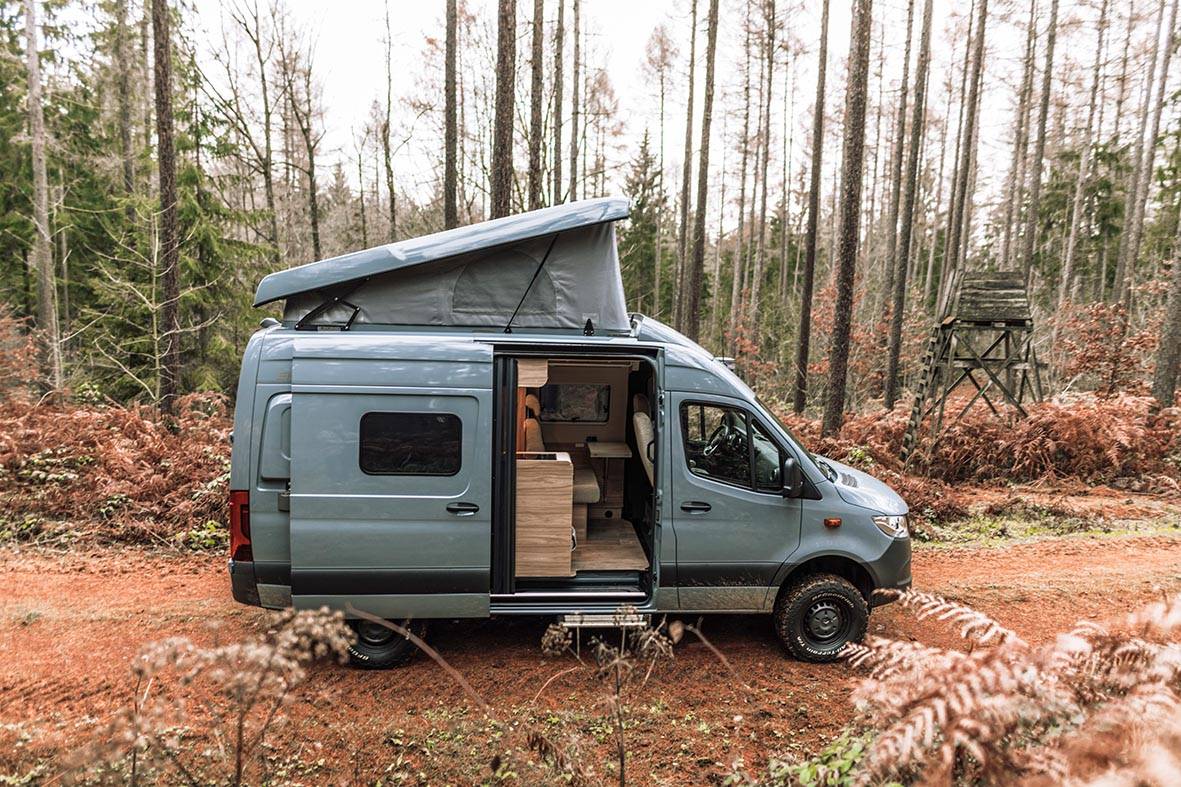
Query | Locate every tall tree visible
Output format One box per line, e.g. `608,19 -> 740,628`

1153,224 -> 1181,405
552,0 -> 564,203
821,0 -> 873,436
745,0 -> 776,328
791,0 -> 830,414
527,0 -> 544,210
684,0 -> 720,342
281,39 -> 324,260
999,0 -> 1037,270
884,0 -> 932,410
941,0 -> 988,305
151,0 -> 180,410
1116,0 -> 1177,303
24,0 -> 62,391
1059,0 -> 1109,306
728,1 -> 754,339
644,25 -> 674,317
114,0 -> 135,196
568,0 -> 580,202
444,0 -> 458,228
383,3 -> 396,239
880,0 -> 916,331
490,0 -> 516,218
674,0 -> 698,330
1019,0 -> 1059,285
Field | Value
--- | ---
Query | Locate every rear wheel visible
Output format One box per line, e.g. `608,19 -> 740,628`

347,618 -> 426,669
773,574 -> 868,662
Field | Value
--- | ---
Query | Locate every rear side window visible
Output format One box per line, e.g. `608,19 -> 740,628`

538,383 -> 610,422
359,412 -> 462,476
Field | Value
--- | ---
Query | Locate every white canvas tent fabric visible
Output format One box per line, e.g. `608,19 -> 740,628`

254,198 -> 632,334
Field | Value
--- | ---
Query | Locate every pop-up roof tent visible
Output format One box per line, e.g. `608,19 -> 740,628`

253,197 -> 632,334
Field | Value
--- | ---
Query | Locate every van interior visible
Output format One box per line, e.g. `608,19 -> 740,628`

505,356 -> 656,597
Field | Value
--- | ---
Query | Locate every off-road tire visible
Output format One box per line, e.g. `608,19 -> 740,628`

347,619 -> 426,669
773,574 -> 868,662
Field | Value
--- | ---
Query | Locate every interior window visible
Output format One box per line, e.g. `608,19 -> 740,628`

359,412 -> 462,475
538,383 -> 610,422
680,403 -> 782,491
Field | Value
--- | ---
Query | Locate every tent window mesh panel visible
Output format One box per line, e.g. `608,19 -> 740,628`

451,252 -> 557,317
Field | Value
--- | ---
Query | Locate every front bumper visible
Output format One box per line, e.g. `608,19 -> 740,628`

869,535 -> 912,607
229,559 -> 261,607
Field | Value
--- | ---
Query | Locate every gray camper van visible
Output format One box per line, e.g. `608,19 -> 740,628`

228,197 -> 911,668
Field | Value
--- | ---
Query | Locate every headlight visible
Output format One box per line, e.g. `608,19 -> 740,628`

872,514 -> 909,538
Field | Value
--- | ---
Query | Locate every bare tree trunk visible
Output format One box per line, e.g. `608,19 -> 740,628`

24,0 -> 62,391
684,0 -> 720,342
1020,0 -> 1060,285
114,0 -> 135,196
746,0 -> 776,329
444,0 -> 458,228
884,0 -> 932,410
527,0 -> 544,210
356,141 -> 369,247
791,0 -> 829,414
1059,0 -> 1109,306
937,0 -> 974,304
1152,221 -> 1181,405
653,38 -> 666,318
881,0 -> 916,332
1116,0 -> 1177,304
384,3 -> 397,239
552,0 -> 564,203
1000,0 -> 1037,270
490,0 -> 517,219
568,0 -> 580,202
674,0 -> 699,332
151,0 -> 180,411
728,2 -> 754,340
821,0 -> 873,436
941,0 -> 988,310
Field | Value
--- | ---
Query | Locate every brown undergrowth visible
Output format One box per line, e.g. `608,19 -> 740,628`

843,590 -> 1181,785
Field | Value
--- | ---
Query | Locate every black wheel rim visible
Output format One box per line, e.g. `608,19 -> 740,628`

803,600 -> 850,648
356,620 -> 396,647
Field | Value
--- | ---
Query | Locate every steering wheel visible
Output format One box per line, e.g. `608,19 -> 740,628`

703,411 -> 744,457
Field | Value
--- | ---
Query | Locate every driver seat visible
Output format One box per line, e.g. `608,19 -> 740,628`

632,394 -> 655,485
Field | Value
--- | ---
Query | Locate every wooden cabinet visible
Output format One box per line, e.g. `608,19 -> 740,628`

514,452 -> 574,577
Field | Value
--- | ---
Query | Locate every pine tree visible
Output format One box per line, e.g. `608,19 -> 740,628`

444,0 -> 458,228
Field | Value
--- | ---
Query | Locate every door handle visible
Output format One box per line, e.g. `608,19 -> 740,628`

680,501 -> 712,514
446,502 -> 480,516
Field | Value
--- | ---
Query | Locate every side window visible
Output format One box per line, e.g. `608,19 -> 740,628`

680,403 -> 752,488
680,403 -> 783,492
359,412 -> 462,476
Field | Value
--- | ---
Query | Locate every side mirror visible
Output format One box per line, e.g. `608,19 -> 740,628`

782,456 -> 804,498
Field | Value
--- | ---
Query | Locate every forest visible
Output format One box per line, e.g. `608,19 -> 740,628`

2,0 -> 1181,784
1,0 -> 1178,416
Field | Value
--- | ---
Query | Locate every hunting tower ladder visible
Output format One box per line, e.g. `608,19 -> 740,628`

900,271 -> 1045,462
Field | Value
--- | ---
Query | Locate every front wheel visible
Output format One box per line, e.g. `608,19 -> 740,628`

773,574 -> 868,662
347,618 -> 426,669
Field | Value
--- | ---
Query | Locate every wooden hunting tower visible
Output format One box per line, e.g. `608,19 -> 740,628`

900,271 -> 1045,462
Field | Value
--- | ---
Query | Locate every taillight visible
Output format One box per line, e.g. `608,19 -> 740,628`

229,490 -> 252,562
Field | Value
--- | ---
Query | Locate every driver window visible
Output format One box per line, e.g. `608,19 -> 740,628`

680,403 -> 752,487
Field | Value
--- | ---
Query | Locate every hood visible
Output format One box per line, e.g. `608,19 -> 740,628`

815,456 -> 908,516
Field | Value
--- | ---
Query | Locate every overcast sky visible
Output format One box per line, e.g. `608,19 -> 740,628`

187,0 -> 1135,225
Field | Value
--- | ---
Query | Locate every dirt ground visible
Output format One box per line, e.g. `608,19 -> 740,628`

2,496 -> 1181,785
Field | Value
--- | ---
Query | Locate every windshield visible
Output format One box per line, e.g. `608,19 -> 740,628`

752,394 -> 823,476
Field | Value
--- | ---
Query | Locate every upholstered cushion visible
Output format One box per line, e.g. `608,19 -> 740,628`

523,418 -> 546,452
524,392 -> 542,418
632,394 -> 655,485
572,465 -> 601,504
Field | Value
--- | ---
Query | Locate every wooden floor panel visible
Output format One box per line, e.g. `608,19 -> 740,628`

573,519 -> 649,571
